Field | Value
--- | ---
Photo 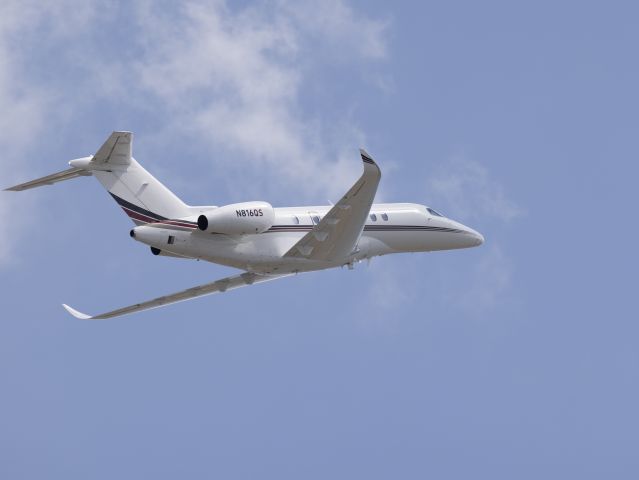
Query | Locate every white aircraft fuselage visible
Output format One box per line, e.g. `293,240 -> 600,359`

131,202 -> 483,274
5,131 -> 483,319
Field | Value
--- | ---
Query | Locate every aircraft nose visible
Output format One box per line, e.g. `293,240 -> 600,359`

470,229 -> 484,246
432,215 -> 485,249
449,220 -> 484,247
462,225 -> 484,246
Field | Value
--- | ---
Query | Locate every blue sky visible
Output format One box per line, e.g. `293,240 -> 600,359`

1,1 -> 638,478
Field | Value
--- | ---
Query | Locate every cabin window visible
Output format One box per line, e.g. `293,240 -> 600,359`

167,235 -> 175,245
370,213 -> 377,221
427,207 -> 444,217
381,213 -> 389,221
312,215 -> 320,224
292,215 -> 300,225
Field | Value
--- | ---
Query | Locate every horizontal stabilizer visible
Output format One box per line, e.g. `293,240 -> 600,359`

4,167 -> 92,191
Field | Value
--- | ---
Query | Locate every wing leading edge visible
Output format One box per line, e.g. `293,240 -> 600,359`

63,272 -> 292,320
284,149 -> 381,261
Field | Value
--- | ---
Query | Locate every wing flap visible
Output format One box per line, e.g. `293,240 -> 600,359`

284,149 -> 381,262
62,271 -> 292,320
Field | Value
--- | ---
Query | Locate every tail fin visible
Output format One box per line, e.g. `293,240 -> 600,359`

5,131 -> 192,224
87,132 -> 191,224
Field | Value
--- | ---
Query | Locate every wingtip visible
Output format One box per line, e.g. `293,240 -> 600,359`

62,303 -> 93,320
359,148 -> 376,165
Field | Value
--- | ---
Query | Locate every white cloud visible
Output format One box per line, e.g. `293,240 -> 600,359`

127,0 -> 387,199
0,4 -> 56,265
457,245 -> 513,312
428,155 -> 523,222
278,0 -> 389,61
367,260 -> 410,310
424,155 -> 522,314
353,258 -> 412,332
0,0 -> 389,266
0,1 -> 100,266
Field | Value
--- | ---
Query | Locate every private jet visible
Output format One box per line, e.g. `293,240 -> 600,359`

5,132 -> 484,319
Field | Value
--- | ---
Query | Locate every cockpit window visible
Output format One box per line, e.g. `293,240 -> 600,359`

427,207 -> 444,217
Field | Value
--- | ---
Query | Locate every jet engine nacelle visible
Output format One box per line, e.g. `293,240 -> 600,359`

197,201 -> 275,234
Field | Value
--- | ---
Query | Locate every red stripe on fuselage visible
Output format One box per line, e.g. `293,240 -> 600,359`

121,206 -> 196,229
122,206 -> 158,223
158,220 -> 197,229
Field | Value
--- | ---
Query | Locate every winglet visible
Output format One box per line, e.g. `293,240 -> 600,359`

62,304 -> 93,320
359,148 -> 376,166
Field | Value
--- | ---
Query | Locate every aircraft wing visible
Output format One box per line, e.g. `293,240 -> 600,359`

62,272 -> 292,320
4,167 -> 91,191
284,149 -> 381,261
